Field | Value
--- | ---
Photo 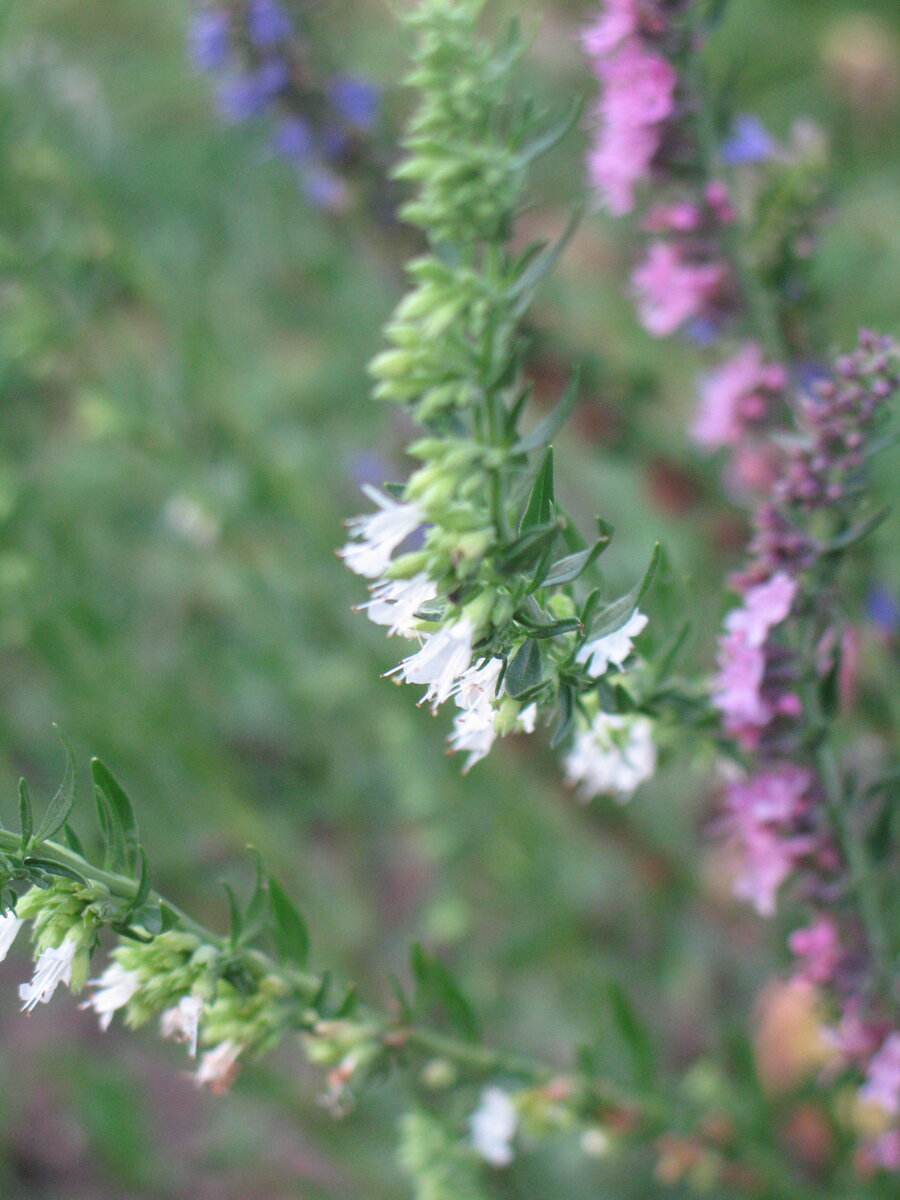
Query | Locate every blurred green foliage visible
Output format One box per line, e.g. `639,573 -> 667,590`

0,0 -> 897,1196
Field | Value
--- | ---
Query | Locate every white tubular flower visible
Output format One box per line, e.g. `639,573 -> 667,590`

449,706 -> 497,772
82,962 -> 140,1031
19,935 -> 79,1011
339,486 -> 424,579
469,1086 -> 518,1167
451,657 -> 502,711
0,912 -> 23,962
193,1038 -> 243,1092
359,572 -> 438,638
575,611 -> 648,677
161,993 -> 204,1058
564,713 -> 656,801
387,617 -> 474,710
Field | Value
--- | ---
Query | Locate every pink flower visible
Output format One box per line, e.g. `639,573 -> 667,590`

692,343 -> 787,449
725,765 -> 812,827
723,766 -> 815,915
581,0 -> 638,60
726,573 -> 797,646
712,631 -> 769,743
631,241 -> 724,336
860,1034 -> 900,1118
586,43 -> 676,215
732,825 -> 812,917
789,916 -> 842,985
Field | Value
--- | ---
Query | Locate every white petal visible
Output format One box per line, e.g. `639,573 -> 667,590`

470,1087 -> 518,1166
19,936 -> 78,1011
0,912 -> 23,962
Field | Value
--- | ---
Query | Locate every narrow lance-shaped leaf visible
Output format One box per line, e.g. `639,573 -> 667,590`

410,943 -> 481,1043
242,850 -> 269,943
607,977 -> 655,1090
33,730 -> 77,845
520,447 -> 555,532
514,371 -> 581,455
18,779 -> 33,854
91,759 -> 140,872
269,875 -> 311,969
588,543 -> 661,639
505,638 -> 543,697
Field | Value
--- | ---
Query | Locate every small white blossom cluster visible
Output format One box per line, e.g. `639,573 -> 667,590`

341,488 -> 656,787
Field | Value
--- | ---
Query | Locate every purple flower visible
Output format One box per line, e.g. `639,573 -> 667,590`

329,76 -> 380,130
867,587 -> 899,634
188,9 -> 231,71
720,114 -> 776,164
726,573 -> 797,647
246,0 -> 292,47
272,115 -> 314,161
217,74 -> 269,122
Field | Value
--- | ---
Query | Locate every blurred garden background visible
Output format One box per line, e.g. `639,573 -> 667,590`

0,0 -> 898,1196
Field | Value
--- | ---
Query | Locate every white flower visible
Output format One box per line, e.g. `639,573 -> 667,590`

81,962 -> 140,1031
449,705 -> 497,772
161,993 -> 204,1058
387,617 -> 474,710
19,935 -> 79,1011
193,1038 -> 243,1092
358,572 -> 438,638
450,657 -> 502,711
516,703 -> 537,734
469,1086 -> 518,1167
0,912 -> 23,962
339,486 -> 424,579
575,611 -> 647,677
564,713 -> 656,801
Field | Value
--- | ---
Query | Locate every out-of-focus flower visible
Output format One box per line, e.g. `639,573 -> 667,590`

631,242 -> 724,337
720,114 -> 776,164
469,1086 -> 518,1166
565,712 -> 656,800
692,343 -> 787,449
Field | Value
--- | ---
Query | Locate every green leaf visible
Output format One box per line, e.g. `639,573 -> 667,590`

269,875 -> 311,968
824,506 -> 890,554
129,901 -> 163,937
33,730 -> 77,845
607,978 -> 655,1089
223,882 -> 244,948
129,847 -> 152,915
508,206 -> 582,314
551,685 -> 575,748
242,850 -> 269,942
520,448 -> 554,532
541,535 -> 610,587
411,944 -> 480,1042
496,522 -> 559,573
23,857 -> 89,886
18,779 -> 33,853
514,372 -> 580,455
335,984 -> 358,1019
505,638 -> 543,697
588,543 -> 660,638
91,760 -> 140,872
511,100 -> 584,170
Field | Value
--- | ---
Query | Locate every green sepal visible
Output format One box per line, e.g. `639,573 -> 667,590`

269,874 -> 311,968
410,943 -> 481,1043
505,638 -> 543,697
33,729 -> 77,846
